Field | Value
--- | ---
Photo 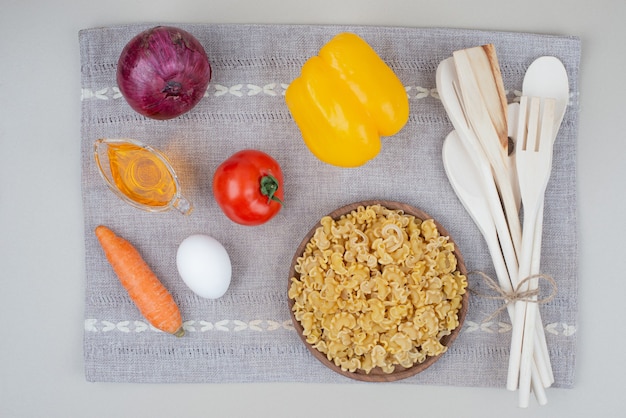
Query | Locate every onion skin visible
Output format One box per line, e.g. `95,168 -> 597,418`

116,26 -> 212,120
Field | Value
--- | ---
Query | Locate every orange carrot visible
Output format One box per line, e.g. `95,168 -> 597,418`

95,225 -> 184,337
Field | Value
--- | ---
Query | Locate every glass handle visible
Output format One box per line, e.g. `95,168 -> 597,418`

172,195 -> 193,215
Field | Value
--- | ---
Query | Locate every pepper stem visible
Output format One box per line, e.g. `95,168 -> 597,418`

260,174 -> 283,206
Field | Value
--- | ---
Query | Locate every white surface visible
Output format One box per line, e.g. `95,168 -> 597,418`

1,1 -> 624,416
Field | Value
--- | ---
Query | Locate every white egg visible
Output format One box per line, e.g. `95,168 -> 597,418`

176,234 -> 232,299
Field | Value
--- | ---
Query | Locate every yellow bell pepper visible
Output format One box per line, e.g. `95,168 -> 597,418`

285,32 -> 409,167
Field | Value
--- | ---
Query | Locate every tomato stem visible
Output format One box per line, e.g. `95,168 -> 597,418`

260,174 -> 283,206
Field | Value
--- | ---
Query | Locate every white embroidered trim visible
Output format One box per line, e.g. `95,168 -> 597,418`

85,318 -> 295,333
464,320 -> 577,336
85,318 -> 576,336
81,84 -> 446,101
82,85 -> 578,109
81,87 -> 122,100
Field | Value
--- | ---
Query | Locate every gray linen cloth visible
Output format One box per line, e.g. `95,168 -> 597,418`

80,24 -> 580,386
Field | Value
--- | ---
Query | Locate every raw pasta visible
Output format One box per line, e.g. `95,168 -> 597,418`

288,204 -> 467,374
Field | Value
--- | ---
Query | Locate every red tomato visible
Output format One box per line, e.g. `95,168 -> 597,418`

212,150 -> 284,226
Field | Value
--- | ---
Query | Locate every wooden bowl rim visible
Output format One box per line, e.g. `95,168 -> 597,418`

287,200 -> 469,382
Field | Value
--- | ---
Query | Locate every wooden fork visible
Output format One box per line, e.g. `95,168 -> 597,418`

507,96 -> 556,407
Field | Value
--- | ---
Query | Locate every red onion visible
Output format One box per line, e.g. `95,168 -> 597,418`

116,26 -> 212,120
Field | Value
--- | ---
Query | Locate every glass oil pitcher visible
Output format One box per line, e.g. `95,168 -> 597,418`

94,138 -> 193,215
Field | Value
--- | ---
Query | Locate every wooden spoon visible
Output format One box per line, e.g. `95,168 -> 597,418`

453,44 -> 508,151
452,45 -> 522,258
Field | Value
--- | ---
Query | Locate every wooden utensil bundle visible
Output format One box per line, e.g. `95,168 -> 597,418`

444,44 -> 559,407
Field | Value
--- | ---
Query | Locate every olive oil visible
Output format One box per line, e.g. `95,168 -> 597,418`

107,142 -> 176,207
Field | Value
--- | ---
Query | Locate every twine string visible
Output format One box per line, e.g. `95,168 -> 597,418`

469,271 -> 558,323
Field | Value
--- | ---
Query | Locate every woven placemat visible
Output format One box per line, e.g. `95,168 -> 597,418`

80,23 -> 580,385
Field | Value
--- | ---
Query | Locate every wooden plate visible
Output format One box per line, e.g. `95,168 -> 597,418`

287,200 -> 468,382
